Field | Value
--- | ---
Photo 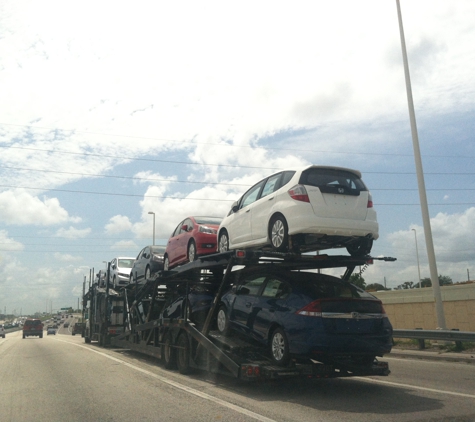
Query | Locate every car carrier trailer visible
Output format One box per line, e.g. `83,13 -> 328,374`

83,283 -> 125,346
86,250 -> 395,381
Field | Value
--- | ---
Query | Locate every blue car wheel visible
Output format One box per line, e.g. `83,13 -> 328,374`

270,328 -> 290,366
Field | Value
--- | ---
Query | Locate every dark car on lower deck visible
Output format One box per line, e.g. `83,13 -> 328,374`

216,267 -> 393,366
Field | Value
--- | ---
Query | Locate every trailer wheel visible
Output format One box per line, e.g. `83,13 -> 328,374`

176,332 -> 191,374
216,305 -> 229,335
162,333 -> 177,369
270,328 -> 290,366
85,336 -> 91,344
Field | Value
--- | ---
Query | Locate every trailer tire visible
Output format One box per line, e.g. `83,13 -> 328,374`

270,328 -> 290,366
85,336 -> 91,344
176,332 -> 191,374
162,333 -> 177,370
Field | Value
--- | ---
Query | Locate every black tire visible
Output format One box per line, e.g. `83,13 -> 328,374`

145,266 -> 151,281
40,334 -> 43,338
216,305 -> 229,335
85,336 -> 91,344
346,238 -> 373,257
162,332 -> 177,370
164,256 -> 170,271
187,240 -> 197,262
176,332 -> 191,374
112,276 -> 117,289
22,334 -> 25,339
129,274 -> 134,284
218,231 -> 229,253
269,216 -> 289,252
270,328 -> 290,366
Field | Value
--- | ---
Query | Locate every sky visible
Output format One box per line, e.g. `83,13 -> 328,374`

0,0 -> 474,315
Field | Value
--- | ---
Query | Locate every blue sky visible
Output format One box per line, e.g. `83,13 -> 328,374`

1,0 -> 474,315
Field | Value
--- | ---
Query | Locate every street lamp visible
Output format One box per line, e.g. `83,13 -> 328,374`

412,229 -> 422,289
148,212 -> 155,245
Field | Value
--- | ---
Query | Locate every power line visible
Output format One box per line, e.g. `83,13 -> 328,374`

1,122 -> 473,159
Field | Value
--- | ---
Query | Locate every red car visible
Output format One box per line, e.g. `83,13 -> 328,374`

164,216 -> 222,269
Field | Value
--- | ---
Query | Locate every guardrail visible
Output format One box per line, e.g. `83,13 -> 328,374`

393,329 -> 475,350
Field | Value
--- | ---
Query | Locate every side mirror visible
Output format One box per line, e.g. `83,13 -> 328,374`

231,201 -> 239,213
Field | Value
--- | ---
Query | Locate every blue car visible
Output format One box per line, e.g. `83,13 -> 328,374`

217,267 -> 393,366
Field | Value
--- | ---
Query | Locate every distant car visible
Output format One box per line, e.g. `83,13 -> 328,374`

164,216 -> 222,270
22,319 -> 44,339
63,322 -> 70,328
47,327 -> 56,335
217,165 -> 378,256
0,324 -> 5,338
110,257 -> 136,288
72,322 -> 85,336
216,266 -> 392,366
130,245 -> 166,283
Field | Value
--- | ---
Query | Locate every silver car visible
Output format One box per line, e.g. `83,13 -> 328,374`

110,257 -> 136,289
218,165 -> 378,256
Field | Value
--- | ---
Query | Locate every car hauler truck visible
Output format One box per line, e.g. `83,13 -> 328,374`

84,250 -> 395,381
83,283 -> 125,346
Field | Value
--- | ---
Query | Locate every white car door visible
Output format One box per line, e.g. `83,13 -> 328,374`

250,173 -> 283,242
227,180 -> 265,247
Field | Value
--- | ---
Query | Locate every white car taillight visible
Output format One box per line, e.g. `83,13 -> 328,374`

288,184 -> 310,203
367,192 -> 374,208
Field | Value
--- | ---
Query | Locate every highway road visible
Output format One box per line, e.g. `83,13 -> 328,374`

1,329 -> 474,422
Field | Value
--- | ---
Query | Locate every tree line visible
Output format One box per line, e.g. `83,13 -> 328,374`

348,274 -> 458,291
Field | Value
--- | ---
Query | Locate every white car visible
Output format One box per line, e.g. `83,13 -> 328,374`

0,324 -> 5,338
110,257 -> 136,289
217,165 -> 378,256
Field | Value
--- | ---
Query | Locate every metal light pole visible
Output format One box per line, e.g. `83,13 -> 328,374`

412,229 -> 422,288
396,0 -> 446,328
148,211 -> 156,245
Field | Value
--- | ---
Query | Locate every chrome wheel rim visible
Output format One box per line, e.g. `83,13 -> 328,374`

188,243 -> 195,261
217,309 -> 226,332
271,220 -> 284,248
218,234 -> 228,252
272,332 -> 285,361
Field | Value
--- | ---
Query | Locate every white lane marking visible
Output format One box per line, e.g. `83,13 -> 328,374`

354,376 -> 475,399
56,338 -> 276,422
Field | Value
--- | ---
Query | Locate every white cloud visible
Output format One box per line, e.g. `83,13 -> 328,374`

0,189 -> 80,226
55,226 -> 91,239
53,252 -> 83,262
110,240 -> 138,252
0,230 -> 24,252
105,215 -> 133,234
